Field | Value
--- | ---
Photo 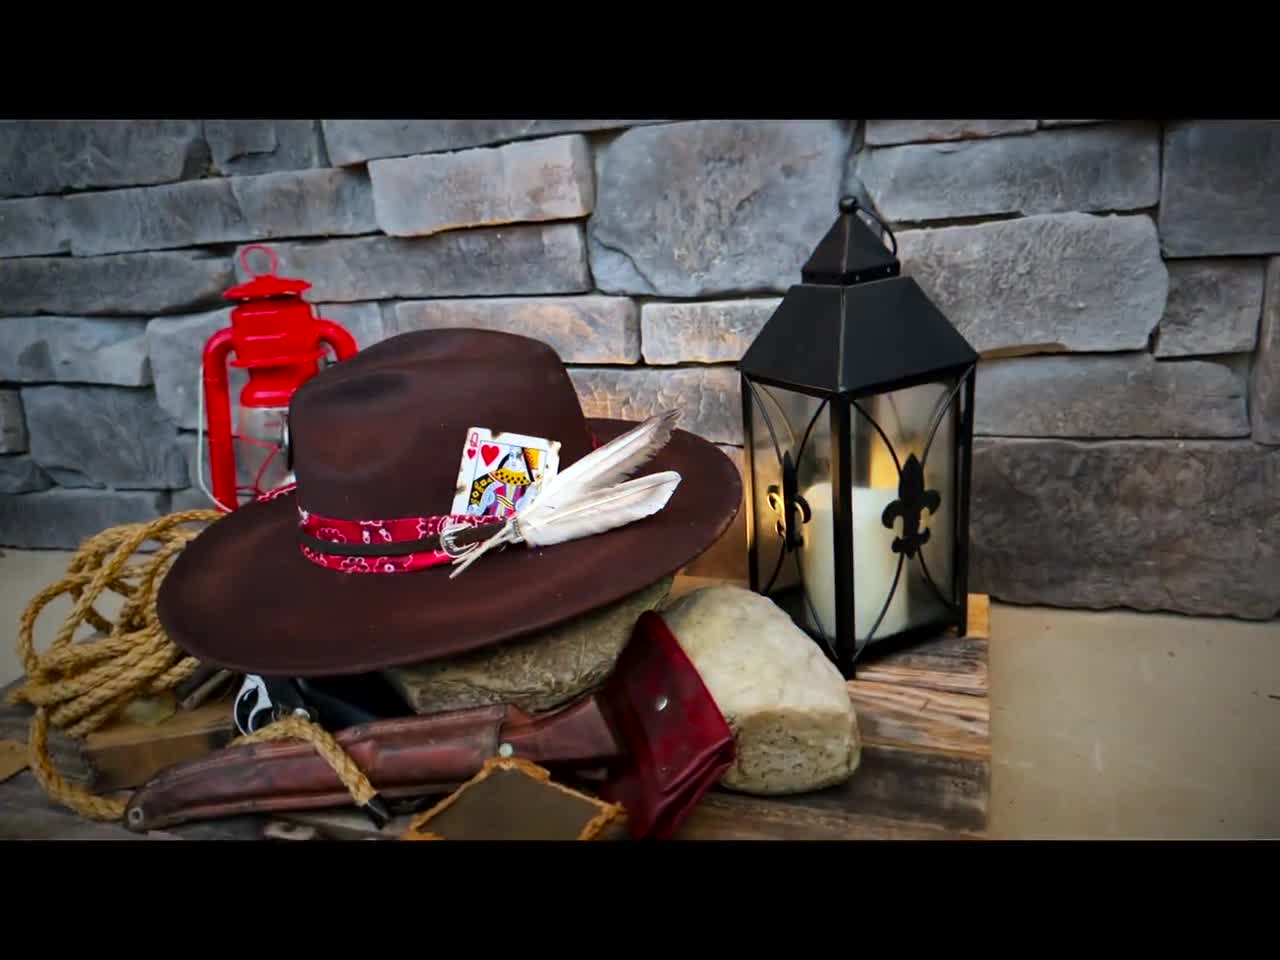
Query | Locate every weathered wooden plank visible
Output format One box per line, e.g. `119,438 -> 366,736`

677,740 -> 989,837
847,681 -> 990,759
852,635 -> 989,698
674,789 -> 982,841
0,679 -> 236,792
0,770 -> 264,841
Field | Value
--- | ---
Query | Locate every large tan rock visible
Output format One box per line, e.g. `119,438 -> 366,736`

385,577 -> 673,715
658,585 -> 861,795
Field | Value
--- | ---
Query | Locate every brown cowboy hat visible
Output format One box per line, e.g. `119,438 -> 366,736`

157,328 -> 742,677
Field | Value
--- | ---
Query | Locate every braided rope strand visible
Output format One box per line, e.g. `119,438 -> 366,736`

10,507 -> 383,825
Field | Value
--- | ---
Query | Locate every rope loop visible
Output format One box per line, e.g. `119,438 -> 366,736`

10,507 -> 381,826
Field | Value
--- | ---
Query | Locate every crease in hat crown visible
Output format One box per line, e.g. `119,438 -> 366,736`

284,328 -> 598,523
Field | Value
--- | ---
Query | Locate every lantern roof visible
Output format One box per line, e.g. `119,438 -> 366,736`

739,197 -> 978,397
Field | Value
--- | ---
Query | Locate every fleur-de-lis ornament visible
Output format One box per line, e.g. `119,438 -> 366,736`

880,454 -> 941,558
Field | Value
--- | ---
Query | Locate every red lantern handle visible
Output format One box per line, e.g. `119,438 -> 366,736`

316,318 -> 359,362
240,244 -> 279,277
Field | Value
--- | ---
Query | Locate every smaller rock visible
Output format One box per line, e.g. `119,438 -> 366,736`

385,577 -> 674,715
1156,259 -> 1264,357
1254,259 -> 1280,445
640,299 -> 780,364
205,119 -> 326,176
0,456 -> 52,494
23,385 -> 189,490
0,488 -> 169,549
0,391 -> 27,453
0,316 -> 151,385
394,296 -> 638,363
370,134 -> 594,237
864,119 -> 1036,146
0,196 -> 68,257
658,585 -> 861,795
568,366 -> 742,445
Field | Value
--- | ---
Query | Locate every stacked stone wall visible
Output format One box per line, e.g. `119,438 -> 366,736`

1,118 -> 1276,620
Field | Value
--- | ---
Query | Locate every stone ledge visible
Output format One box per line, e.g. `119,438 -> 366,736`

230,223 -> 591,303
856,122 -> 1160,222
970,438 -> 1280,619
322,119 -> 668,166
640,299 -> 780,364
975,353 -> 1250,439
0,120 -> 205,198
896,212 -> 1167,355
63,168 -> 377,257
394,296 -> 638,363
567,366 -> 742,445
0,317 -> 151,386
369,134 -> 594,238
0,488 -> 170,550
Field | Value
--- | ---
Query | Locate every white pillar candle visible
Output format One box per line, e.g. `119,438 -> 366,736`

798,480 -> 910,644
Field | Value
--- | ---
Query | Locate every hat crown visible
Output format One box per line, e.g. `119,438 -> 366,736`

288,329 -> 595,521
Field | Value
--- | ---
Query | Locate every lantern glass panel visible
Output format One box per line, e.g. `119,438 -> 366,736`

840,376 -> 964,648
745,380 -> 831,621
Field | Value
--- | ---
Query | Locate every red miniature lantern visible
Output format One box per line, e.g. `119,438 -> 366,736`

198,244 -> 359,511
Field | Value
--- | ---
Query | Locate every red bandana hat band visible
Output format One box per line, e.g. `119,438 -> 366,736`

257,431 -> 603,575
255,483 -> 484,575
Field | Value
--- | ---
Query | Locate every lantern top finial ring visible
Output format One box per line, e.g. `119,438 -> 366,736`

240,243 -> 279,278
839,195 -> 859,214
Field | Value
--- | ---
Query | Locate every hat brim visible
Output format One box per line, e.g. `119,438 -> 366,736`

157,419 -> 742,677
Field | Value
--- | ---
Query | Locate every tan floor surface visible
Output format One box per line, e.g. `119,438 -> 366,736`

1,546 -> 1277,839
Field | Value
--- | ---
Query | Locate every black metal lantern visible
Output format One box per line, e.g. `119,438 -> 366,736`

738,196 -> 978,679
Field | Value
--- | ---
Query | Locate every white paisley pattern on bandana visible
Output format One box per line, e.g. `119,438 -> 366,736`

254,482 -> 486,574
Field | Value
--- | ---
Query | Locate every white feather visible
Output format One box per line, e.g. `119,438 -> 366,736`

517,470 -> 682,547
447,470 -> 682,578
531,409 -> 680,510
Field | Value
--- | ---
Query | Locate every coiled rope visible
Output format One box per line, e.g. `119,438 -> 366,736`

7,508 -> 374,824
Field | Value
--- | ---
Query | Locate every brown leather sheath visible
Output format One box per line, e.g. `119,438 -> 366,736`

123,694 -> 623,832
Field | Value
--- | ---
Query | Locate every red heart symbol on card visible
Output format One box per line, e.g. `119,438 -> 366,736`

481,444 -> 500,466
466,448 -> 475,459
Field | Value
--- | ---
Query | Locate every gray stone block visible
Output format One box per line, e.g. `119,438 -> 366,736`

588,120 -> 850,297
0,455 -> 52,494
976,353 -> 1250,438
231,223 -> 591,302
23,385 -> 188,490
370,134 -> 594,237
0,196 -> 68,257
0,488 -> 169,549
322,119 -> 668,166
313,302 -> 389,354
147,307 -> 234,431
0,390 -> 26,453
0,120 -> 205,198
970,438 -> 1280,619
641,298 -> 782,364
1156,259 -> 1265,357
568,366 -> 742,445
1158,120 -> 1280,257
178,429 -> 260,497
393,296 -> 638,363
230,168 -> 377,241
205,119 -> 326,176
1039,119 -> 1103,128
896,212 -> 1167,356
0,250 -> 234,317
65,168 -> 376,256
0,316 -> 151,385
148,302 -> 386,432
864,119 -> 1036,146
856,122 -> 1160,222
1253,259 -> 1280,445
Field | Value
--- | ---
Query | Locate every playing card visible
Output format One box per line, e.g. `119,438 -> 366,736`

451,427 -> 560,519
